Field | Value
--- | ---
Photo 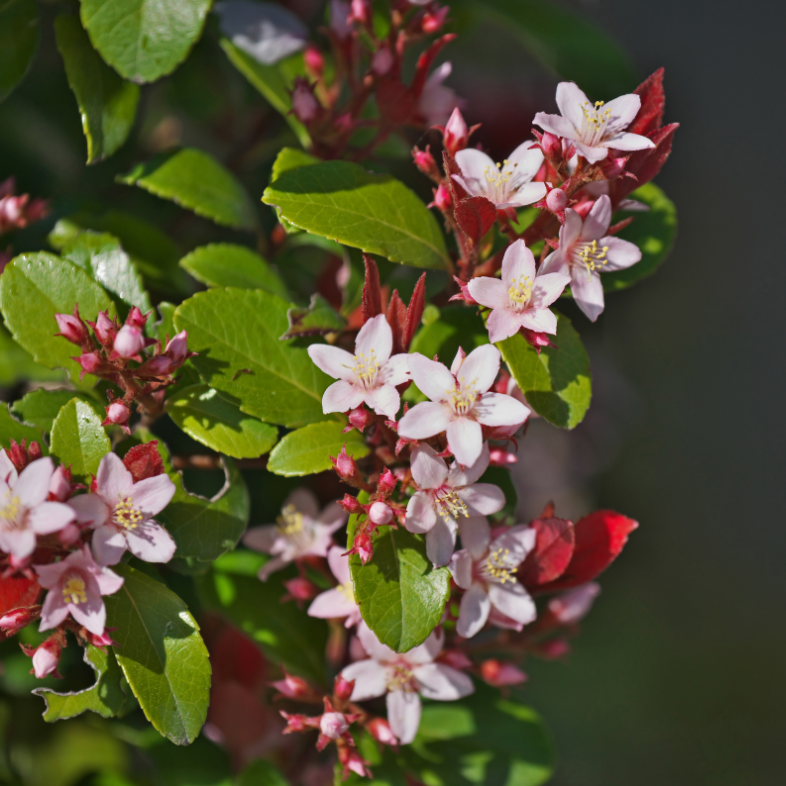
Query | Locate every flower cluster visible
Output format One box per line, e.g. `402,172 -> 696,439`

0,176 -> 50,269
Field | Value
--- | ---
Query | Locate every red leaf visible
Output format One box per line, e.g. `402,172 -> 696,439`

610,123 -> 678,204
540,510 -> 638,592
402,273 -> 426,352
454,196 -> 497,248
631,68 -> 665,137
386,290 -> 407,355
361,255 -> 383,323
411,34 -> 456,99
0,575 -> 41,615
122,441 -> 165,482
519,517 -> 575,589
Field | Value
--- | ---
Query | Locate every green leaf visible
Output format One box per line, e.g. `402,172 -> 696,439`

11,389 -> 102,433
220,40 -> 311,149
197,551 -> 327,684
166,384 -> 278,460
0,252 -> 114,386
498,311 -> 591,429
80,0 -> 212,84
282,294 -> 346,339
603,183 -> 678,292
263,161 -> 450,270
339,731 -> 407,786
348,512 -> 450,653
54,14 -> 140,164
105,564 -> 211,746
174,288 -> 330,428
0,402 -> 47,452
271,146 -> 320,179
268,420 -> 368,477
236,760 -> 289,786
49,398 -> 111,481
465,0 -> 636,98
0,0 -> 38,102
118,148 -> 258,231
410,305 -> 488,364
0,324 -> 64,386
179,243 -> 289,298
34,645 -> 127,722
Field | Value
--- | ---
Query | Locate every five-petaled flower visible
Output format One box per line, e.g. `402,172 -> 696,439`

244,489 -> 347,580
449,519 -> 537,638
468,239 -> 571,343
341,623 -> 474,745
0,451 -> 75,559
398,344 -> 529,467
452,140 -> 547,209
67,453 -> 176,566
35,546 -> 124,636
307,545 -> 361,628
533,81 -> 654,164
403,443 -> 504,567
308,314 -> 410,420
540,195 -> 641,321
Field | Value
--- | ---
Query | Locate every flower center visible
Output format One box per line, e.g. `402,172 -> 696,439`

0,494 -> 23,530
277,504 -> 304,535
576,239 -> 610,274
447,378 -> 478,416
434,487 -> 468,522
386,662 -> 416,693
508,275 -> 534,310
337,581 -> 355,602
114,497 -> 144,530
484,547 -> 515,584
482,159 -> 520,202
62,574 -> 87,605
580,100 -> 612,145
352,351 -> 379,390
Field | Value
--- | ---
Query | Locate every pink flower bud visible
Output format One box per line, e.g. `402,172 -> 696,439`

521,328 -> 555,354
439,649 -> 472,670
443,107 -> 468,155
489,448 -> 518,466
0,606 -> 39,635
280,711 -> 315,733
87,630 -> 117,648
125,307 -> 149,330
448,275 -> 478,306
8,439 -> 40,473
93,311 -> 117,346
339,494 -> 363,515
480,659 -> 527,687
54,310 -> 88,346
377,468 -> 396,495
534,638 -> 571,660
283,577 -> 319,602
113,324 -> 145,359
31,638 -> 62,679
58,523 -> 80,545
367,717 -> 398,747
331,445 -> 365,488
422,6 -> 450,34
339,747 -> 372,779
371,47 -> 394,76
349,530 -> 373,564
104,401 -> 130,426
540,132 -> 561,161
330,0 -> 353,40
270,670 -> 314,700
164,330 -> 189,365
334,673 -> 355,701
546,188 -> 568,213
349,0 -> 371,26
368,501 -> 393,526
431,184 -> 452,212
412,146 -> 441,181
49,465 -> 72,502
292,78 -> 320,123
345,405 -> 374,433
304,45 -> 324,76
548,583 -> 601,625
320,711 -> 349,739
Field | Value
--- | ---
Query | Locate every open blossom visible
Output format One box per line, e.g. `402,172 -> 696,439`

540,195 -> 641,321
533,81 -> 655,164
244,489 -> 346,580
308,546 -> 361,628
449,519 -> 537,638
452,141 -> 546,209
468,239 -> 571,342
341,623 -> 474,744
67,454 -> 176,566
0,452 -> 75,559
404,443 -> 504,567
398,344 -> 529,467
35,546 -> 124,636
308,314 -> 410,420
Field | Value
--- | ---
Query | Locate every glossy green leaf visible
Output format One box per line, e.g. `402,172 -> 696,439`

0,324 -> 64,386
34,645 -> 127,722
410,305 -> 488,364
263,161 -> 450,270
0,0 -> 38,102
197,551 -> 327,684
54,14 -> 140,164
118,148 -> 258,230
105,564 -> 211,746
167,384 -> 278,459
268,420 -> 368,477
603,183 -> 678,292
498,311 -> 591,429
348,510 -> 450,653
237,759 -> 289,786
11,389 -> 102,433
0,252 -> 114,386
179,243 -> 289,298
220,39 -> 311,149
174,288 -> 330,428
80,0 -> 212,84
49,398 -> 111,481
0,403 -> 47,452
271,146 -> 320,179
282,294 -> 346,339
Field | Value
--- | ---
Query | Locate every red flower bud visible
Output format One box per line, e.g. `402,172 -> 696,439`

87,629 -> 117,648
0,606 -> 40,635
349,0 -> 371,26
371,47 -> 393,76
521,328 -> 556,353
339,494 -> 363,515
422,6 -> 449,34
489,448 -> 518,466
283,577 -> 319,602
366,717 -> 398,748
92,311 -> 117,346
443,107 -> 469,156
347,530 -> 373,564
8,439 -> 41,473
125,306 -> 149,330
448,275 -> 478,306
368,501 -> 393,526
304,45 -> 324,77
292,77 -> 320,123
345,405 -> 374,433
546,187 -> 568,213
30,637 -> 62,679
58,523 -> 80,545
54,308 -> 89,346
377,468 -> 396,495
430,183 -> 452,212
339,746 -> 372,779
541,132 -> 562,161
104,400 -> 130,426
270,670 -> 314,700
280,711 -> 319,733
439,648 -> 473,671
480,659 -> 527,687
412,146 -> 442,181
334,673 -> 355,701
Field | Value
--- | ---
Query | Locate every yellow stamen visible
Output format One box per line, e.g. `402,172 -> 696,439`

114,497 -> 144,530
508,275 -> 534,308
386,663 -> 415,692
435,488 -> 469,523
351,350 -> 379,390
62,576 -> 87,604
577,239 -> 610,273
278,504 -> 304,535
337,581 -> 355,602
0,495 -> 22,529
486,547 -> 515,584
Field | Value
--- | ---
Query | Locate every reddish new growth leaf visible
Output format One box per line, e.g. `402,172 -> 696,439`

0,575 -> 41,615
402,273 -> 426,352
519,516 -> 576,589
631,68 -> 666,137
411,33 -> 456,99
386,290 -> 408,355
540,510 -> 638,592
454,196 -> 497,249
361,255 -> 383,322
122,441 -> 165,482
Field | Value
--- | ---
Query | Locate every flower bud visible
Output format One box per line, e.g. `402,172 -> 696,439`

377,468 -> 396,496
431,184 -> 452,212
55,309 -> 88,346
367,717 -> 398,747
345,405 -> 374,433
439,649 -> 472,671
489,448 -> 518,466
0,606 -> 39,635
349,0 -> 371,26
368,501 -> 393,526
8,439 -> 37,472
31,638 -> 62,679
521,328 -> 555,354
443,108 -> 468,156
87,630 -> 117,648
480,659 -> 527,687
548,583 -> 601,625
270,670 -> 314,700
546,187 -> 568,213
348,530 -> 373,564
541,131 -> 562,161
448,275 -> 478,306
92,311 -> 117,346
330,445 -> 366,489
292,78 -> 320,123
334,673 -> 355,701
280,711 -> 315,733
371,47 -> 394,76
412,146 -> 441,181
104,401 -> 130,426
330,0 -> 353,40
320,711 -> 349,740
58,523 -> 80,545
283,576 -> 319,602
422,6 -> 450,34
339,747 -> 372,779
125,306 -> 149,330
113,324 -> 145,359
304,45 -> 324,77
164,330 -> 190,366
339,494 -> 363,515
533,638 -> 571,660
49,465 -> 72,502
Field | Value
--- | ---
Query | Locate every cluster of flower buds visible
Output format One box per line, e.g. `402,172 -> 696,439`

0,177 -> 50,269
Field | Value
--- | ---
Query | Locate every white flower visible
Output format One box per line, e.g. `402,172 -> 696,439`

398,344 -> 529,467
308,314 -> 410,420
449,519 -> 537,638
341,623 -> 474,745
307,545 -> 361,628
418,62 -> 461,126
452,142 -> 546,209
468,239 -> 571,342
244,489 -> 347,580
404,443 -> 504,567
540,195 -> 641,321
534,81 -> 655,164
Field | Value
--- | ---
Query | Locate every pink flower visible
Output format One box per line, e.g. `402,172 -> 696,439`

67,453 -> 176,566
308,314 -> 410,420
468,240 -> 571,342
398,345 -> 529,467
452,141 -> 546,209
449,519 -> 537,638
403,443 -> 505,567
113,324 -> 145,359
540,195 -> 641,321
341,623 -> 474,744
32,637 -> 62,679
308,545 -> 361,628
0,452 -> 76,559
442,107 -> 469,156
35,546 -> 124,636
548,582 -> 601,625
320,711 -> 349,739
244,489 -> 347,580
534,81 -> 655,164
418,62 -> 461,126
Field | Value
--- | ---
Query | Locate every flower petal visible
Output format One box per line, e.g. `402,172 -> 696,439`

322,380 -> 366,414
317,501 -> 347,532
570,269 -> 605,322
486,308 -> 524,344
532,112 -> 577,140
243,524 -> 282,554
397,401 -> 451,441
555,81 -> 591,129
381,354 -> 411,386
285,488 -> 320,518
455,148 -> 497,186
68,493 -> 110,527
387,690 -> 421,745
458,515 -> 491,560
487,581 -> 537,625
467,277 -> 508,310
459,483 -> 505,516
38,589 -> 69,632
69,588 -> 107,636
0,450 -> 17,486
357,622 -> 398,662
456,583 -> 491,638
605,131 -> 655,152
445,417 -> 483,468
342,659 -> 388,701
406,491 -> 437,534
307,344 -> 356,381
603,93 -> 640,133
28,501 -> 74,535
13,457 -> 54,508
517,308 -> 558,335
355,313 -> 393,364
327,544 -> 351,584
474,392 -> 529,428
532,272 -> 571,307
96,453 -> 134,502
504,181 -> 547,208
0,528 -> 36,559
410,444 -> 448,490
447,442 -> 490,488
407,628 -> 444,664
573,141 -> 609,163
406,354 -> 455,403
125,521 -> 176,563
91,525 -> 127,566
490,524 -> 536,566
501,239 -> 536,286
413,663 -> 474,700
93,565 -> 124,595
258,555 -> 288,581
364,384 -> 400,420
308,587 -> 357,619
448,548 -> 473,589
580,196 -> 612,241
130,474 -> 176,517
426,516 -> 457,567
507,140 -> 545,181
601,236 -> 642,271
457,344 -> 500,396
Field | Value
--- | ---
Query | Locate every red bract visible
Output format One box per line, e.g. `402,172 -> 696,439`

454,196 -> 497,248
0,575 -> 41,618
630,68 -> 666,137
519,516 -> 576,589
361,255 -> 383,322
122,441 -> 165,482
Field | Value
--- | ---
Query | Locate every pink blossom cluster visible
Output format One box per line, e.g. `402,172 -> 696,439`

0,177 -> 50,270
